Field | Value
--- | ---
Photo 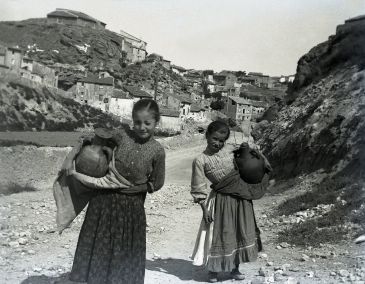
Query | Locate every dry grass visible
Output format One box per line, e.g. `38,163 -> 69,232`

276,177 -> 365,246
0,139 -> 43,147
0,182 -> 37,196
0,132 -> 85,147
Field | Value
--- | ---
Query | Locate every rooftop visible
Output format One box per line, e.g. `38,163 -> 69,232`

168,92 -> 192,104
160,108 -> 180,117
111,89 -> 129,99
171,65 -> 187,72
47,8 -> 106,25
229,96 -> 251,105
123,85 -> 152,98
249,100 -> 268,108
190,103 -> 205,112
78,76 -> 114,86
8,46 -> 22,52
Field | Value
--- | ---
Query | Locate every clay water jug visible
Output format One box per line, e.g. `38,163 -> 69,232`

75,128 -> 113,178
233,143 -> 265,184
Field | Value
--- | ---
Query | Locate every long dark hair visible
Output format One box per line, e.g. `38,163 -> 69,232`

132,99 -> 160,122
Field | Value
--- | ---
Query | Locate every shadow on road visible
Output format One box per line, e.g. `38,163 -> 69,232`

146,258 -> 208,282
20,272 -> 81,284
20,259 -> 234,283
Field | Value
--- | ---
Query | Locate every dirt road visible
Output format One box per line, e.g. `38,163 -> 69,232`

0,142 -> 364,284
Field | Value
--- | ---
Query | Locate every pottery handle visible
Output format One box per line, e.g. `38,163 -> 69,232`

102,146 -> 113,162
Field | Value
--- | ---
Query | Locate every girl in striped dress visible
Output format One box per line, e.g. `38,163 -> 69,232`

191,121 -> 270,282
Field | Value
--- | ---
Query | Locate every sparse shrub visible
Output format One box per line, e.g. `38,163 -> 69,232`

24,86 -> 35,100
0,182 -> 37,196
0,139 -> 42,147
47,103 -> 53,112
276,176 -> 365,246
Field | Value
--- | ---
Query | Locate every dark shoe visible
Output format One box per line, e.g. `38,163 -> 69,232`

231,268 -> 245,280
208,271 -> 218,283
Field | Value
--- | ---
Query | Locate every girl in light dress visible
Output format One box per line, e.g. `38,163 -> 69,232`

191,121 -> 271,282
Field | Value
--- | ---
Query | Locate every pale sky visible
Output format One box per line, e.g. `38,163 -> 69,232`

1,0 -> 364,76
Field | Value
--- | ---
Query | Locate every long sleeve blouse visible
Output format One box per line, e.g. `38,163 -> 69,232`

112,127 -> 165,193
191,146 -> 269,203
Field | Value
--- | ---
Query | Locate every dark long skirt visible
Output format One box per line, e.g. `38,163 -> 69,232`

69,192 -> 147,284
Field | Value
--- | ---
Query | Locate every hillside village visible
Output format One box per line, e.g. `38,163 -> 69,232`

0,8 -> 292,132
0,6 -> 364,284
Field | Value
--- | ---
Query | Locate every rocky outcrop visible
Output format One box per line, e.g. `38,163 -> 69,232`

0,77 -> 123,131
254,16 -> 365,181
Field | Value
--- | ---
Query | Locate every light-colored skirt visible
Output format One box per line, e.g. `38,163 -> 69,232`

191,191 -> 260,272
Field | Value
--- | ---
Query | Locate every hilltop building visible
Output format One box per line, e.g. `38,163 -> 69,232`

118,29 -> 147,63
47,8 -> 106,30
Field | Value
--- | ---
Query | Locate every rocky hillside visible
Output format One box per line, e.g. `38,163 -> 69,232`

254,16 -> 365,181
0,75 -> 123,131
0,18 -> 191,95
252,16 -> 365,244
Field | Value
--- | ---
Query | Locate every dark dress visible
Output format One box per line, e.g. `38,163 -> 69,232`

69,127 -> 165,284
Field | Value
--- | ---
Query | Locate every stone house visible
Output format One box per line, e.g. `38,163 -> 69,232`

213,74 -> 226,86
20,58 -> 58,87
108,89 -> 134,118
203,70 -> 214,82
0,46 -> 6,67
75,76 -> 114,111
204,80 -> 216,94
20,69 -> 43,84
247,72 -> 271,88
159,108 -> 181,131
51,63 -> 87,77
161,59 -> 171,70
47,8 -> 106,30
119,29 -> 147,63
0,46 -> 23,72
223,96 -> 253,121
224,73 -> 237,88
250,100 -> 268,120
279,75 -> 295,83
163,93 -> 192,118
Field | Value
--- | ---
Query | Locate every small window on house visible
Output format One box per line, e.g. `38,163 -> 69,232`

104,98 -> 109,103
99,94 -> 103,101
242,109 -> 245,114
183,109 -> 186,115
